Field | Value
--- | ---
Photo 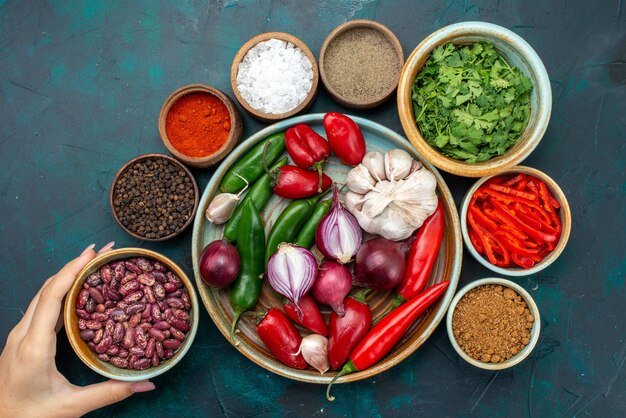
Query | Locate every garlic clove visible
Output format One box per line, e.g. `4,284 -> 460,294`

205,193 -> 240,224
344,191 -> 365,212
361,151 -> 386,181
384,149 -> 413,181
345,164 -> 375,194
298,334 -> 329,374
409,159 -> 423,174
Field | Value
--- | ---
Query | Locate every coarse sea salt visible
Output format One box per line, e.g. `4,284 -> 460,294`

236,39 -> 313,115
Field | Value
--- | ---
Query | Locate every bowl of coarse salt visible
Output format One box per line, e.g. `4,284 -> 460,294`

230,32 -> 319,123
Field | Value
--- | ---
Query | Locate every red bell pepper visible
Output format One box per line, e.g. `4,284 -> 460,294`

328,291 -> 372,370
257,308 -> 307,369
326,281 -> 450,401
283,294 -> 328,336
323,112 -> 366,166
285,124 -> 330,192
397,201 -> 445,301
263,142 -> 332,199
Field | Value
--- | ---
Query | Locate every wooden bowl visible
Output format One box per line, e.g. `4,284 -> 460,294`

397,21 -> 552,177
230,32 -> 319,123
319,20 -> 404,109
109,154 -> 199,241
158,84 -> 243,168
460,165 -> 571,276
63,248 -> 200,381
446,277 -> 541,370
191,114 -> 463,384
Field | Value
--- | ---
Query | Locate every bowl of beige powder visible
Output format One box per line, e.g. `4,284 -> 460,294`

446,277 -> 541,370
319,20 -> 404,109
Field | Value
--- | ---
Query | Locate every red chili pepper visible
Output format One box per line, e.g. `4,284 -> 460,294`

270,165 -> 332,199
323,112 -> 366,166
326,281 -> 449,401
397,201 -> 445,301
263,142 -> 332,199
328,291 -> 372,370
256,308 -> 307,370
285,124 -> 331,192
283,294 -> 328,336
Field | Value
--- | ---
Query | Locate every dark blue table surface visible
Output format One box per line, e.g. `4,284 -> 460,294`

1,1 -> 624,416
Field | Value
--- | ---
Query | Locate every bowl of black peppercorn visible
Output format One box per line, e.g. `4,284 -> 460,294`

110,154 -> 199,241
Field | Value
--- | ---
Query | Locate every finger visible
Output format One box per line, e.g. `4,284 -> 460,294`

97,241 -> 115,254
69,380 -> 155,416
52,242 -> 113,334
26,244 -> 97,345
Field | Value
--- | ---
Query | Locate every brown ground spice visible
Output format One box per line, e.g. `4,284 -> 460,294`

452,284 -> 534,363
323,27 -> 401,103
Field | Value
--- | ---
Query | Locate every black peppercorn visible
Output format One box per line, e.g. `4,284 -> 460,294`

113,157 -> 195,239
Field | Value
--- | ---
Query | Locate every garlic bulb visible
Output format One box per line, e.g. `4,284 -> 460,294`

344,150 -> 438,241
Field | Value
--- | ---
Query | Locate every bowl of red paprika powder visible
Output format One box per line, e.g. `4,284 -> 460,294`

159,84 -> 243,168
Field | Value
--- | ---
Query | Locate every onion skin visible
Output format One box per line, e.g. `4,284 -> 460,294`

353,238 -> 407,290
312,260 -> 352,317
315,185 -> 362,264
199,240 -> 240,288
267,244 -> 318,320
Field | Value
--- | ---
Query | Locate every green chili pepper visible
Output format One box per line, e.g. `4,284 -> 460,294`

223,157 -> 288,243
265,193 -> 324,266
220,132 -> 286,194
230,200 -> 265,345
294,199 -> 332,248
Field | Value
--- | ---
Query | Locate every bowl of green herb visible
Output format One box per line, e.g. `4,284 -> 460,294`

397,22 -> 551,177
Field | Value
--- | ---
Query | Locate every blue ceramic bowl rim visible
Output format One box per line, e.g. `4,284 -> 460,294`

191,113 -> 463,383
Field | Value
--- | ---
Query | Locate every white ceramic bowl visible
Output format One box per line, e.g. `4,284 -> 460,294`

398,21 -> 552,177
446,277 -> 540,370
460,166 -> 571,276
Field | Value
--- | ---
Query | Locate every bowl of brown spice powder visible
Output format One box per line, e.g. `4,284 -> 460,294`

319,20 -> 404,109
446,278 -> 540,370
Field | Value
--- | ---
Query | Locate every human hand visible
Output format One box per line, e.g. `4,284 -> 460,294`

0,243 -> 156,418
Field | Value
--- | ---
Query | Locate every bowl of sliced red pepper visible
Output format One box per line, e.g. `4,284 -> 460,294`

461,166 -> 571,276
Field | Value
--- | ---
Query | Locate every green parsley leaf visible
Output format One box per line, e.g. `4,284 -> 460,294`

412,41 -> 532,162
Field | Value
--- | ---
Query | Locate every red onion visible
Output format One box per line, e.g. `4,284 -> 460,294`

267,244 -> 318,320
312,260 -> 352,317
354,238 -> 412,290
315,185 -> 362,264
199,240 -> 240,288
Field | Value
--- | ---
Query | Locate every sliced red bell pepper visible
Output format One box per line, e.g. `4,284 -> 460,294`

489,183 -> 537,201
491,199 -> 558,243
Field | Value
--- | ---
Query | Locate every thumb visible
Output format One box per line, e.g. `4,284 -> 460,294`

69,380 -> 155,415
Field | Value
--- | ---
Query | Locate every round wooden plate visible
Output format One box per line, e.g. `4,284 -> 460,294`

191,114 -> 462,384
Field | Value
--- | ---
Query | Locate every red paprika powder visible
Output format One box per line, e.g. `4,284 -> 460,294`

165,92 -> 231,157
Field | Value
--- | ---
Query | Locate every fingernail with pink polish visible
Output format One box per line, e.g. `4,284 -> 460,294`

81,243 -> 96,256
97,241 -> 115,254
131,381 -> 156,393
